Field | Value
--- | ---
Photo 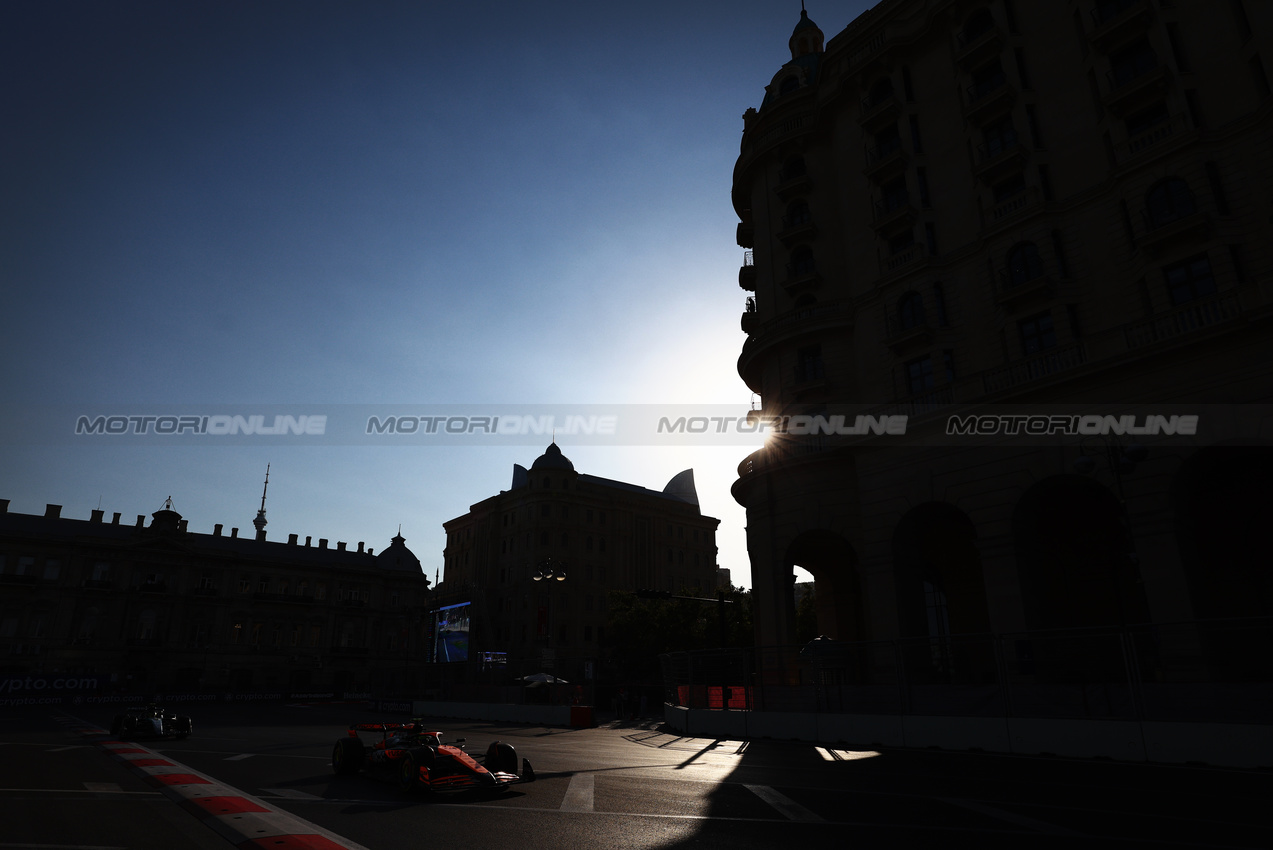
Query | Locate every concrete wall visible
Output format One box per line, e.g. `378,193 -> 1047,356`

412,700 -> 572,727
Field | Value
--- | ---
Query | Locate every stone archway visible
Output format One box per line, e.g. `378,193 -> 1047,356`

786,530 -> 865,642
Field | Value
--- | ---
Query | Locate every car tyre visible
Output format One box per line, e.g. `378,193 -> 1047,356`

174,716 -> 193,739
332,737 -> 364,776
110,715 -> 124,737
485,741 -> 518,775
399,747 -> 434,794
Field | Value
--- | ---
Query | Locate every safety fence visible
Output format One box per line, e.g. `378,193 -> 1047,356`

661,618 -> 1273,725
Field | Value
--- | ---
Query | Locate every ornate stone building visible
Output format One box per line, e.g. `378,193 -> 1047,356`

732,0 -> 1273,670
0,498 -> 430,697
439,443 -> 720,669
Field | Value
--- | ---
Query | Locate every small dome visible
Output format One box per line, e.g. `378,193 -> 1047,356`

377,531 -> 423,575
531,442 -> 575,471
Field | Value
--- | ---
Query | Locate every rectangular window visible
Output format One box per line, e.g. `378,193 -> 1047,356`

1014,48 -> 1031,90
1019,312 -> 1057,355
933,282 -> 948,326
942,349 -> 956,383
1231,0 -> 1253,41
902,65 -> 915,101
1025,105 -> 1042,148
905,357 -> 934,394
909,115 -> 923,153
1038,164 -> 1054,202
1229,244 -> 1246,283
916,167 -> 931,208
993,173 -> 1025,203
925,222 -> 937,255
1051,230 -> 1070,278
1074,11 -> 1089,57
1110,40 -> 1157,89
1004,0 -> 1017,33
1164,254 -> 1216,305
796,346 -> 825,383
1120,199 -> 1136,249
1088,70 -> 1104,120
1067,304 -> 1083,339
1184,89 -> 1204,129
1251,56 -> 1272,101
1206,161 -> 1230,215
1166,23 -> 1191,72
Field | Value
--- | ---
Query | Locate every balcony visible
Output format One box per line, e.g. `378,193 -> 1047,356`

995,269 -> 1055,313
138,581 -> 168,595
775,168 -> 812,200
0,573 -> 38,586
736,221 -> 754,249
858,90 -> 900,131
1088,0 -> 1152,53
737,301 -> 854,391
872,194 -> 917,236
1104,64 -> 1171,115
81,579 -> 114,590
864,137 -> 908,182
1115,111 -> 1192,163
883,242 -> 929,276
1138,209 -> 1212,255
987,186 -> 1042,227
193,586 -> 219,597
1123,290 -> 1241,349
974,134 -> 1028,184
954,23 -> 1004,69
739,250 -> 756,291
884,313 -> 935,355
777,213 -> 817,246
741,297 -> 758,334
781,261 -> 820,296
963,74 -> 1015,124
981,342 -> 1086,395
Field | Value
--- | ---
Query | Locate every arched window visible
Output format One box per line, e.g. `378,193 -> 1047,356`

1007,242 -> 1044,286
899,291 -> 925,329
868,77 -> 894,107
1146,177 -> 1196,228
785,199 -> 811,227
781,155 -> 806,181
962,9 -> 995,44
779,74 -> 800,95
788,245 -> 815,276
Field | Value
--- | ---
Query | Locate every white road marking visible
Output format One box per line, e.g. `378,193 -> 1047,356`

814,747 -> 881,761
941,798 -> 1085,836
263,788 -> 323,800
743,784 -> 825,822
82,782 -> 122,793
46,746 -> 83,753
559,773 -> 595,812
225,753 -> 255,761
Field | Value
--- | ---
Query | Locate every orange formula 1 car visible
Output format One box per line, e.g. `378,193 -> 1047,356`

331,720 -> 535,795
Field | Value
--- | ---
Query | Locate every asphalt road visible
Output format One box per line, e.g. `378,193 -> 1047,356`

1,701 -> 1269,849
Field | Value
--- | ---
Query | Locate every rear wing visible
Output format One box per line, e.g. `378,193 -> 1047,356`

345,721 -> 445,744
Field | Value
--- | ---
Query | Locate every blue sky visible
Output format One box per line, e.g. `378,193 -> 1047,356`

1,1 -> 864,587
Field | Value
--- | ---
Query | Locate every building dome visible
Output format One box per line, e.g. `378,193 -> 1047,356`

789,9 -> 825,58
531,442 -> 575,471
377,530 -> 424,576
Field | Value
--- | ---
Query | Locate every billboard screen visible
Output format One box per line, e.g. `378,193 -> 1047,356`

431,601 -> 471,663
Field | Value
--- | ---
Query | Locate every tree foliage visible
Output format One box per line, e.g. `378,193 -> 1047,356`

602,585 -> 753,682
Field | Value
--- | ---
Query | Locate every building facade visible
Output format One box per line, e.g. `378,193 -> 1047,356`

0,498 -> 431,697
732,0 -> 1273,671
439,444 -> 720,670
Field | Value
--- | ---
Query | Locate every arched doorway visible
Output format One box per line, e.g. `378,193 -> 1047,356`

893,503 -> 993,684
786,530 -> 865,642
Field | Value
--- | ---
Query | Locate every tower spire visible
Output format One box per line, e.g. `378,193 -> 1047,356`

253,463 -> 270,541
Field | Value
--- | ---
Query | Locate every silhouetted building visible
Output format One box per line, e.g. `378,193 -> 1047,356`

732,0 -> 1273,677
439,443 -> 720,669
0,498 -> 430,696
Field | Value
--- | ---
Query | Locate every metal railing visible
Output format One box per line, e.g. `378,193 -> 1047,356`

662,618 -> 1273,724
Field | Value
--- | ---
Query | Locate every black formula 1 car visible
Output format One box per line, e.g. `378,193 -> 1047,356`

331,720 -> 534,795
110,704 -> 193,739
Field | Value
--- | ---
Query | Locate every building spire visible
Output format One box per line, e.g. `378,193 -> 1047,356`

253,463 -> 270,541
